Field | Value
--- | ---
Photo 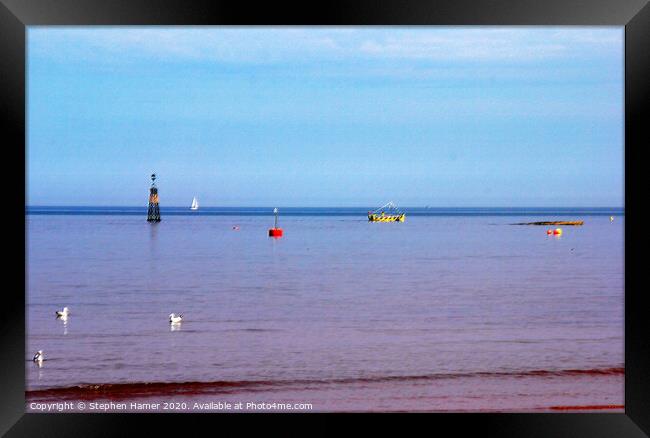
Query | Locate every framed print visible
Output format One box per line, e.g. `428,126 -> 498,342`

1,0 -> 648,435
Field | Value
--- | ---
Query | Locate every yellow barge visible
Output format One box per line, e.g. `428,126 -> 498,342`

368,202 -> 405,222
368,212 -> 405,222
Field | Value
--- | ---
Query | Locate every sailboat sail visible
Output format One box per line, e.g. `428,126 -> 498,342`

190,197 -> 199,210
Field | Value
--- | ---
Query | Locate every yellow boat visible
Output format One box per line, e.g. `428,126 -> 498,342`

368,212 -> 405,222
367,202 -> 405,222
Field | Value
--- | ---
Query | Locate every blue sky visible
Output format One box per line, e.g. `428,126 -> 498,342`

27,27 -> 624,207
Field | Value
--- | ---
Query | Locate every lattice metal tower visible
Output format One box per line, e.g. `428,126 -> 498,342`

147,173 -> 161,223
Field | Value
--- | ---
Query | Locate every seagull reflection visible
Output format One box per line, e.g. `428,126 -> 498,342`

56,314 -> 69,334
170,322 -> 182,332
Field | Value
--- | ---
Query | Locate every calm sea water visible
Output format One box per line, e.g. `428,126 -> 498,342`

26,208 -> 624,412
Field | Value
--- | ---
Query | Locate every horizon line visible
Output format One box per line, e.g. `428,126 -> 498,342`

25,205 -> 625,209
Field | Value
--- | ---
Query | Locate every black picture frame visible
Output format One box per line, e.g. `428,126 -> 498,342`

1,0 -> 647,435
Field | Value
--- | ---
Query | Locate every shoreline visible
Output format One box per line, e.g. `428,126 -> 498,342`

25,366 -> 625,398
25,367 -> 624,413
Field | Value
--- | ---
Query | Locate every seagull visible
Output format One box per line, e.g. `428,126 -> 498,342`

33,350 -> 44,363
55,307 -> 70,319
169,313 -> 183,324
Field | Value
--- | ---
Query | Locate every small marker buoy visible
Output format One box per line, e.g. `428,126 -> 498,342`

546,229 -> 553,235
268,207 -> 283,238
553,228 -> 562,235
610,216 -> 614,222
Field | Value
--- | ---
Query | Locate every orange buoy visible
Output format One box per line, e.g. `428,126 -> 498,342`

547,229 -> 553,235
268,207 -> 283,238
553,228 -> 562,235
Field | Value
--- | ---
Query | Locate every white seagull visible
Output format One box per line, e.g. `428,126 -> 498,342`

55,307 -> 70,319
169,313 -> 183,324
33,350 -> 44,363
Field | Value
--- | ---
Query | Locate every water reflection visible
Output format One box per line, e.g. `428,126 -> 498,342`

149,223 -> 160,263
149,222 -> 159,248
56,315 -> 69,335
148,223 -> 161,286
170,322 -> 182,332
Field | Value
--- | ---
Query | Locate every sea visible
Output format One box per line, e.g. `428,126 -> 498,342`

25,207 -> 624,412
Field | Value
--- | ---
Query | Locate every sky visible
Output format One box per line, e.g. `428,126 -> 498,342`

27,27 -> 624,207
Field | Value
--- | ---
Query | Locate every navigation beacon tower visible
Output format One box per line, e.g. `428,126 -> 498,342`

147,173 -> 161,223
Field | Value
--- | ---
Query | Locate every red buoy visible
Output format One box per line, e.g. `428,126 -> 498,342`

268,207 -> 283,238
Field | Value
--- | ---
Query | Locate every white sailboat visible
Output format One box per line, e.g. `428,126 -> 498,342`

190,197 -> 199,211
